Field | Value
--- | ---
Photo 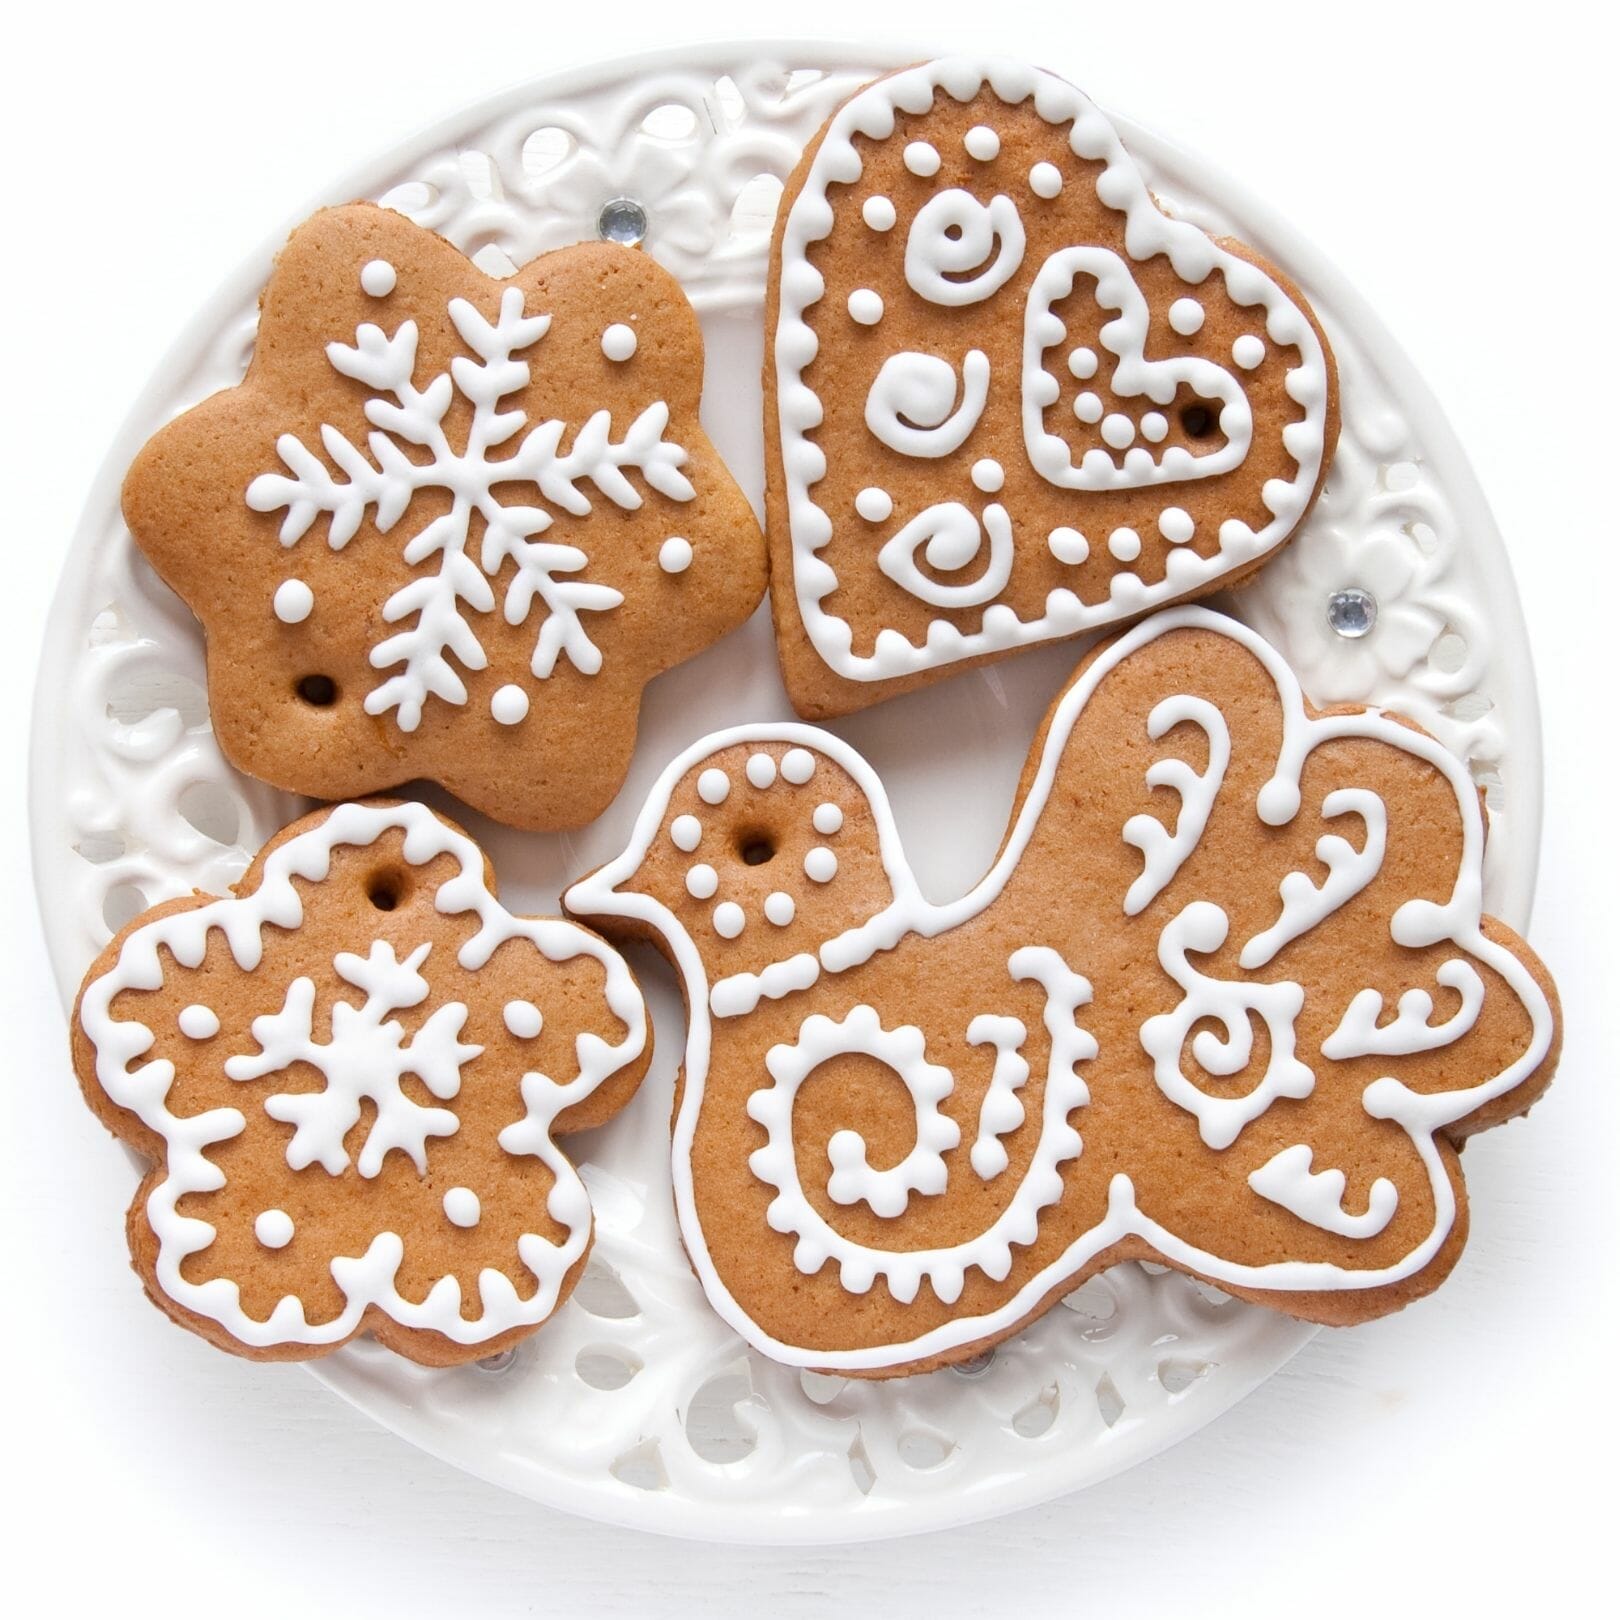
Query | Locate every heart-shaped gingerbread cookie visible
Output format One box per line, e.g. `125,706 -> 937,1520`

767,57 -> 1339,717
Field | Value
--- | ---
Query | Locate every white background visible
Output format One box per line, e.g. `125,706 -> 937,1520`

3,2 -> 1614,1614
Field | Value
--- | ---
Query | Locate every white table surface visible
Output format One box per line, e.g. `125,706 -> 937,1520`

4,4 -> 1613,1614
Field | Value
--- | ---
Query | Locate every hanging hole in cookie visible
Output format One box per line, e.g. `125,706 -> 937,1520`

738,833 -> 776,867
365,870 -> 406,912
1179,402 -> 1218,439
295,674 -> 337,707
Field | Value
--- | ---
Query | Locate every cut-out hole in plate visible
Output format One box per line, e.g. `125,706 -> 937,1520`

376,180 -> 438,217
1158,1359 -> 1211,1396
178,780 -> 240,848
848,1434 -> 876,1497
610,1440 -> 668,1492
471,241 -> 518,279
685,1367 -> 757,1464
800,1369 -> 846,1406
457,148 -> 499,202
1096,1372 -> 1126,1429
572,1261 -> 638,1319
522,125 -> 574,180
1013,1383 -> 1061,1439
897,1430 -> 954,1470
1061,1274 -> 1118,1336
729,172 -> 784,239
102,882 -> 148,935
951,1350 -> 996,1379
712,74 -> 745,129
74,830 -> 128,866
477,1348 -> 518,1374
1432,630 -> 1469,674
577,1346 -> 641,1391
641,102 -> 699,141
105,670 -> 209,730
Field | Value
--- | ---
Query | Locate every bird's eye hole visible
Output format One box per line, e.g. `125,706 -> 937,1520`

739,835 -> 776,867
1179,402 -> 1217,440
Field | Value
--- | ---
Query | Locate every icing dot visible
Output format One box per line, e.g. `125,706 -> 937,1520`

670,813 -> 702,852
1108,528 -> 1142,562
855,487 -> 894,523
443,1187 -> 481,1228
904,141 -> 941,177
601,322 -> 637,361
686,863 -> 719,900
1141,412 -> 1169,443
273,579 -> 314,624
1159,507 -> 1196,543
781,748 -> 816,785
1029,161 -> 1063,199
503,999 -> 544,1038
964,125 -> 1001,161
746,752 -> 778,789
658,536 -> 693,573
1048,527 -> 1090,565
764,891 -> 797,926
255,1210 -> 294,1249
713,901 -> 746,939
812,802 -> 843,835
360,259 -> 397,297
862,194 -> 897,232
971,458 -> 1005,493
1233,334 -> 1266,369
1067,347 -> 1098,380
1073,392 -> 1103,425
177,1004 -> 219,1040
1101,414 -> 1136,450
847,289 -> 884,325
490,684 -> 529,724
1169,298 -> 1205,336
805,846 -> 838,883
698,769 -> 730,805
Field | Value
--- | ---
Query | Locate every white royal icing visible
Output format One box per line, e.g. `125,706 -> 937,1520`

864,350 -> 990,458
1121,695 -> 1230,916
773,59 -> 1332,686
360,260 -> 397,298
247,280 -> 696,730
443,1186 -> 482,1228
273,579 -> 314,624
255,1209 -> 295,1249
1248,1145 -> 1398,1240
565,608 -> 1553,1371
658,536 -> 693,574
601,322 -> 637,361
503,998 -> 544,1039
178,1004 -> 220,1040
79,801 -> 646,1350
490,683 -> 529,724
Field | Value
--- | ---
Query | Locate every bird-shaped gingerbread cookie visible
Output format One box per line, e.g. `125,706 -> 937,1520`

567,607 -> 1559,1375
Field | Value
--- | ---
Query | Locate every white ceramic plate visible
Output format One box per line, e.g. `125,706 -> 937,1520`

30,41 -> 1541,1543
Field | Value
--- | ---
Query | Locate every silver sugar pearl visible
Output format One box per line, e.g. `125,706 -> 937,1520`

951,1350 -> 997,1379
477,1348 -> 518,1373
1327,587 -> 1377,639
597,196 -> 648,246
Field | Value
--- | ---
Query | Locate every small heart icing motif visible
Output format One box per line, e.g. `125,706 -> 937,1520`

768,57 -> 1339,718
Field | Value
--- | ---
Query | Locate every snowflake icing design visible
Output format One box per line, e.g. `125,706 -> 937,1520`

225,940 -> 483,1177
246,286 -> 696,730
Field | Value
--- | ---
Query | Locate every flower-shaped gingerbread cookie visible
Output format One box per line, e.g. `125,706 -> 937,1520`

570,608 -> 1558,1375
72,800 -> 649,1365
768,57 -> 1339,717
123,203 -> 765,829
